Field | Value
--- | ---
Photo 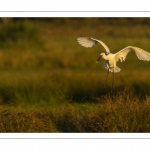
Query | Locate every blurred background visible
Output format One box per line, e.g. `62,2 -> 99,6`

0,18 -> 150,106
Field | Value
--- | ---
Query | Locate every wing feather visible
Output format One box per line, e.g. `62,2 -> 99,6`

77,37 -> 110,54
115,46 -> 150,62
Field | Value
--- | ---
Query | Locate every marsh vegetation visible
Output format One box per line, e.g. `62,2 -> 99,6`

0,18 -> 150,132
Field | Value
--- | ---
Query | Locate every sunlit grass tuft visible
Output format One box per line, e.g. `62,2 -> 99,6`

1,93 -> 150,132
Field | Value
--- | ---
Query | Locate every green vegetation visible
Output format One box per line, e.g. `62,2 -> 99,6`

0,18 -> 150,132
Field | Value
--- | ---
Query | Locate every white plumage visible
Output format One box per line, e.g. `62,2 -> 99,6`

77,37 -> 150,73
77,37 -> 110,54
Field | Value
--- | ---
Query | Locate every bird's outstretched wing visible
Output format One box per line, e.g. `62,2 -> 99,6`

115,46 -> 150,62
77,37 -> 110,54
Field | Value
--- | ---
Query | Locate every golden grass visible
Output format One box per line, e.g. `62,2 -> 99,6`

1,94 -> 150,132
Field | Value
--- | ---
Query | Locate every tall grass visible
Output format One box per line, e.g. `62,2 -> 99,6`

0,18 -> 150,132
1,94 -> 150,132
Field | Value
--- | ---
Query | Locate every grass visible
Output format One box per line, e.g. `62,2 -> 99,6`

1,94 -> 150,132
0,18 -> 150,132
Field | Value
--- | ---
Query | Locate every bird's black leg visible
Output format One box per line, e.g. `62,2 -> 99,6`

103,68 -> 109,87
111,68 -> 115,100
112,69 -> 114,90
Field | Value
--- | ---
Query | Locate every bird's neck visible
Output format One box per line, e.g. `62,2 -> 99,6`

102,53 -> 113,60
102,54 -> 108,60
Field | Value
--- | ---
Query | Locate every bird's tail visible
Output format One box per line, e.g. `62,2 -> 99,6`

103,62 -> 121,73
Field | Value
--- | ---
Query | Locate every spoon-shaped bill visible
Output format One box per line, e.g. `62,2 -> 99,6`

96,55 -> 102,63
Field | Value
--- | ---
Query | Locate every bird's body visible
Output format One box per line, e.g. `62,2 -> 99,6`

77,37 -> 150,89
99,52 -> 120,72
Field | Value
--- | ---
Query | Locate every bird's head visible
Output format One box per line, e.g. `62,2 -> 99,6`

96,53 -> 106,63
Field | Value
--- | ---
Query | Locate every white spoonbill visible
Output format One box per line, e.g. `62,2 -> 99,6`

77,37 -> 150,88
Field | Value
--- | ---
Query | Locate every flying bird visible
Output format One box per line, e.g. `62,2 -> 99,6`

77,37 -> 150,88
